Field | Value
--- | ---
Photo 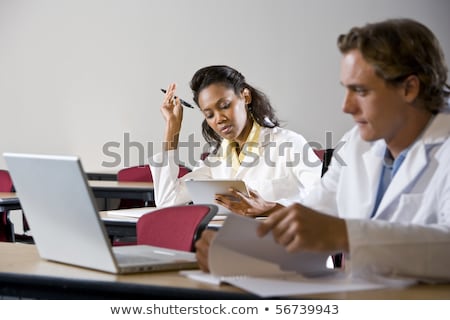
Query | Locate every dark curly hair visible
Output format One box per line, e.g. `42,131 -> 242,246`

190,65 -> 280,152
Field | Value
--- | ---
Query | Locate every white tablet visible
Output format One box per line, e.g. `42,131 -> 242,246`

185,179 -> 249,214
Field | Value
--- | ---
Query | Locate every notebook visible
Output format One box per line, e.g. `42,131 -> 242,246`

185,179 -> 249,214
3,152 -> 197,274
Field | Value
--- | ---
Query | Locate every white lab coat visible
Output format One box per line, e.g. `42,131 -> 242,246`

303,110 -> 450,282
149,126 -> 322,207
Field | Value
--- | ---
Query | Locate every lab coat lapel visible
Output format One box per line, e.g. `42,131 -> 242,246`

373,111 -> 450,216
234,127 -> 270,178
361,141 -> 384,216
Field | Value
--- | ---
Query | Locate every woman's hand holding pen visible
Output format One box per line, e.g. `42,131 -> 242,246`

161,83 -> 183,151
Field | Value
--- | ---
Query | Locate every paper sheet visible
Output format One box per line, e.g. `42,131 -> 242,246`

210,214 -> 333,277
102,207 -> 158,218
224,273 -> 388,297
180,214 -> 412,297
180,270 -> 389,297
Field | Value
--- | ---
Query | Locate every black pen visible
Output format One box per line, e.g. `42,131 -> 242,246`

160,89 -> 194,109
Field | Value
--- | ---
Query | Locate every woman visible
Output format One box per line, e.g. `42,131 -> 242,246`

149,65 -> 321,216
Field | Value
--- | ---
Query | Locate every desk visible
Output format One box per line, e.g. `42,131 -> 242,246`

86,171 -> 117,181
1,181 -> 154,208
0,193 -> 20,242
0,192 -> 20,211
101,212 -> 138,241
89,181 -> 154,203
1,243 -> 450,299
100,210 -> 227,242
0,192 -> 145,243
0,242 -> 251,299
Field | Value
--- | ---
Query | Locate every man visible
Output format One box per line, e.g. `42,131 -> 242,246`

196,18 -> 450,282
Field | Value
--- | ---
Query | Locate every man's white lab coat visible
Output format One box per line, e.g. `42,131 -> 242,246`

303,111 -> 450,282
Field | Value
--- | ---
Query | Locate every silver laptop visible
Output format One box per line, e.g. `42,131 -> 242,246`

3,152 -> 197,274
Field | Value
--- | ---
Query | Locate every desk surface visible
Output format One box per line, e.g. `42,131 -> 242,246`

0,192 -> 20,211
89,181 -> 154,203
0,242 -> 249,299
1,182 -> 155,206
0,192 -> 17,199
89,180 -> 154,189
1,242 -> 449,300
1,181 -> 154,198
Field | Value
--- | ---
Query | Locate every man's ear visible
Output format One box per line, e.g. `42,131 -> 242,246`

403,75 -> 420,103
242,88 -> 252,105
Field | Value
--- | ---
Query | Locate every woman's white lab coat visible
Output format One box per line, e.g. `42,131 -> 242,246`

149,126 -> 322,207
303,111 -> 450,281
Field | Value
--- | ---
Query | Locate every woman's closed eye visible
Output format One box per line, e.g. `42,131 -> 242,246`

203,103 -> 231,119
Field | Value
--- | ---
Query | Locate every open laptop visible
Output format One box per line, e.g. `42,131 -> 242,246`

185,179 -> 249,214
3,152 -> 197,274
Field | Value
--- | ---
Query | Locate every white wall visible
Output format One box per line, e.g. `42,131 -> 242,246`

1,0 -> 449,171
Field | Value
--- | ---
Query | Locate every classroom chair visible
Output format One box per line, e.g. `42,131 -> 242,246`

313,149 -> 344,268
200,152 -> 210,161
313,148 -> 334,177
0,170 -> 33,243
116,164 -> 191,208
0,170 -> 15,242
136,204 -> 218,252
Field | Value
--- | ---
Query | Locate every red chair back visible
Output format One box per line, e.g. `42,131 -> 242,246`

0,170 -> 14,242
313,149 -> 334,177
200,152 -> 210,161
117,165 -> 153,182
136,204 -> 218,252
178,165 -> 191,178
0,170 -> 13,192
117,164 -> 191,209
117,164 -> 191,182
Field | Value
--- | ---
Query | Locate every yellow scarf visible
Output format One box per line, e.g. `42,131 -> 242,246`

220,121 -> 261,175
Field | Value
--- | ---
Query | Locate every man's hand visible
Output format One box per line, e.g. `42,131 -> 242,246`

194,229 -> 217,272
257,203 -> 349,253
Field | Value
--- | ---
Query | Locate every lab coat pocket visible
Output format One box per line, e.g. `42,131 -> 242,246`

247,176 -> 299,202
390,193 -> 424,222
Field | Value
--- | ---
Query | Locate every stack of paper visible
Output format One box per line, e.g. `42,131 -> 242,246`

181,214 -> 395,297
